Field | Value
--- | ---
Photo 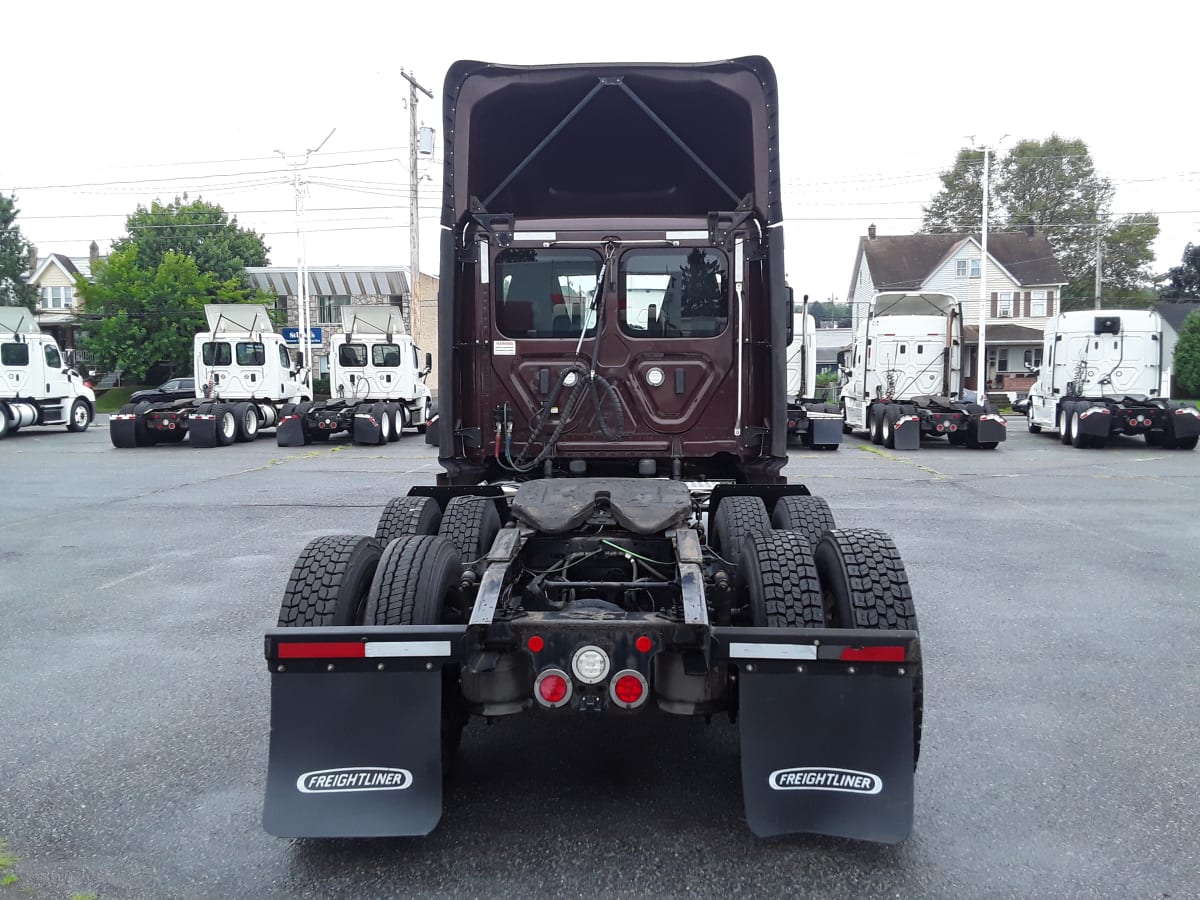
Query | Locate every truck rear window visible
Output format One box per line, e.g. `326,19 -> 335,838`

236,342 -> 266,366
495,249 -> 599,339
339,344 -> 367,367
2,343 -> 29,366
201,342 -> 232,366
372,344 -> 402,367
619,248 -> 728,339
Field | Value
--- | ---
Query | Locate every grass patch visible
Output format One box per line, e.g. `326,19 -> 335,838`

95,386 -> 134,413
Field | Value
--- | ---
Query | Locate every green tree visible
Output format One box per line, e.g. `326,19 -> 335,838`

921,135 -> 1160,302
78,247 -> 256,382
79,195 -> 272,380
112,195 -> 269,287
921,148 -> 998,233
1161,242 -> 1200,300
1174,310 -> 1200,397
1,194 -> 38,310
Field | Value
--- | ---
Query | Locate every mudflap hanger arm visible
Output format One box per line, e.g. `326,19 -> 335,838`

714,626 -> 920,844
262,625 -> 467,838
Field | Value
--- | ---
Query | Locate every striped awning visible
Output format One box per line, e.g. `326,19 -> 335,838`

244,267 -> 410,298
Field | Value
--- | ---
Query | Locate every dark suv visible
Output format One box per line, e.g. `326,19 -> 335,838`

129,377 -> 196,404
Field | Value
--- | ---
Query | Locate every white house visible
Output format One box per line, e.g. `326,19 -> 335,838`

846,226 -> 1068,392
23,242 -> 104,361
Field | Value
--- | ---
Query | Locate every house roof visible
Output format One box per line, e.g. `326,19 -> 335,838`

851,231 -> 1068,297
1153,301 -> 1200,334
963,324 -> 1044,344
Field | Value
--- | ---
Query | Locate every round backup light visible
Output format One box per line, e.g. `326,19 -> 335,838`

571,645 -> 611,684
609,670 -> 649,708
535,669 -> 572,707
646,367 -> 666,388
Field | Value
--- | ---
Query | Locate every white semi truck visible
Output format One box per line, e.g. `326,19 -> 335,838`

0,308 -> 96,439
841,291 -> 1006,450
276,305 -> 432,446
109,304 -> 309,448
785,293 -> 842,450
1025,309 -> 1199,450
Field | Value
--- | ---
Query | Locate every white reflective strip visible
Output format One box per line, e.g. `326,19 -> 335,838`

514,231 -> 557,242
364,641 -> 452,658
665,230 -> 708,240
729,642 -> 818,660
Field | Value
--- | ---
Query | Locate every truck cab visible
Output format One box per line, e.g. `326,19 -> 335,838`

1,307 -> 95,438
194,305 -> 305,402
328,306 -> 431,406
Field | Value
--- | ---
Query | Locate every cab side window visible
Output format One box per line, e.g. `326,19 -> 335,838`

44,344 -> 62,368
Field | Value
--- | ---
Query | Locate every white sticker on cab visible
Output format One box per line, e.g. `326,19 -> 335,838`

494,340 -> 516,356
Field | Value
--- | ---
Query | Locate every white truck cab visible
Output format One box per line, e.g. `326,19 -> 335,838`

194,305 -> 307,403
0,307 -> 96,438
328,306 -> 431,412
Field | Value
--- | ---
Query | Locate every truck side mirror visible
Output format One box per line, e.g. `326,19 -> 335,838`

419,352 -> 432,379
294,352 -> 304,369
836,351 -> 847,367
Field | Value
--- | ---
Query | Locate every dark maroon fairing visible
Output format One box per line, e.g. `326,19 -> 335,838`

435,59 -> 789,484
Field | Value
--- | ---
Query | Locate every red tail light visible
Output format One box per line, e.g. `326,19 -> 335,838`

609,670 -> 649,709
534,669 -> 572,708
527,635 -> 545,653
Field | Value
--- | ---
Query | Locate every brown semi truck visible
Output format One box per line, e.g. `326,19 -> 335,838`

262,56 -> 923,843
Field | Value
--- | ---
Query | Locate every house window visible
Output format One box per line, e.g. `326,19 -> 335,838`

997,348 -> 1009,371
970,259 -> 981,279
275,295 -> 289,313
317,295 -> 351,324
998,292 -> 1013,317
956,260 -> 968,278
40,286 -> 74,309
1030,290 -> 1047,316
1023,348 -> 1043,368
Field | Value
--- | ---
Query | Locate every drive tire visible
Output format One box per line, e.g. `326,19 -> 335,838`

1060,401 -> 1075,445
364,535 -> 467,767
214,403 -> 238,446
386,403 -> 402,442
438,495 -> 502,569
770,495 -> 836,551
882,405 -> 899,449
277,535 -> 383,627
712,495 -> 771,566
741,530 -> 825,628
375,402 -> 392,444
815,528 -> 922,766
870,405 -> 884,444
233,401 -> 259,442
67,398 -> 92,432
376,495 -> 443,543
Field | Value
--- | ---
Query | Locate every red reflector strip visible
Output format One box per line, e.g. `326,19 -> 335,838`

840,645 -> 906,662
278,642 -> 366,659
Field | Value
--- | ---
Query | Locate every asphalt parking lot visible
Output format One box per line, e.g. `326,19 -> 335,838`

2,418 -> 1198,900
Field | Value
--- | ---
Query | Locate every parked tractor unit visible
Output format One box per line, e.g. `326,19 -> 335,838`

785,294 -> 842,450
1025,309 -> 1199,449
276,305 -> 432,446
0,308 -> 95,439
109,305 -> 308,448
262,57 -> 923,845
840,291 -> 1006,449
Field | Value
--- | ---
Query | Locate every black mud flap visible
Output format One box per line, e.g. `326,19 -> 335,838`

353,411 -> 382,445
1076,408 -> 1111,438
276,414 -> 307,447
263,670 -> 444,837
972,415 -> 1007,445
738,667 -> 914,843
891,415 -> 921,451
109,414 -> 138,449
188,412 -> 218,448
809,418 -> 843,449
1169,408 -> 1200,440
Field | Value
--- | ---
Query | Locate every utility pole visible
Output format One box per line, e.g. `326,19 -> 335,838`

277,128 -> 335,402
402,70 -> 433,346
978,145 -> 990,400
1094,230 -> 1104,310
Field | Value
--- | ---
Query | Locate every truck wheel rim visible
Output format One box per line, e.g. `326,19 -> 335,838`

222,413 -> 236,439
244,409 -> 258,434
73,403 -> 88,426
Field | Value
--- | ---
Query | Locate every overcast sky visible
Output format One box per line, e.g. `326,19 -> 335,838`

5,0 -> 1196,302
